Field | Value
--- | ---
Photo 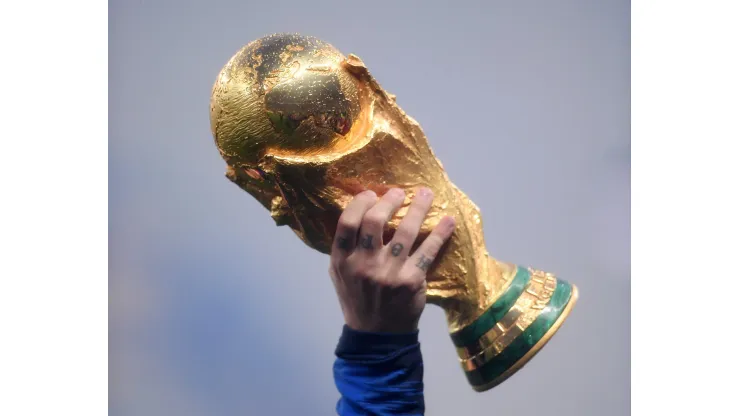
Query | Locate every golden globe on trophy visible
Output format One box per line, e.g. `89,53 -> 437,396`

209,33 -> 578,392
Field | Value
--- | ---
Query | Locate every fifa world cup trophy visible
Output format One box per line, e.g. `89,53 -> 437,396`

209,33 -> 578,391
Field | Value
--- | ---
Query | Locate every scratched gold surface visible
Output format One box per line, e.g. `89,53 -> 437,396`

211,33 -> 528,333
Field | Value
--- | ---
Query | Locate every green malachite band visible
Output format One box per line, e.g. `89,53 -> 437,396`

464,280 -> 573,387
450,266 -> 531,347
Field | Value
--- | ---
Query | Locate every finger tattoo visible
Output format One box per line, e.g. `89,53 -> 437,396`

416,255 -> 433,271
391,243 -> 404,256
337,235 -> 352,251
360,234 -> 374,249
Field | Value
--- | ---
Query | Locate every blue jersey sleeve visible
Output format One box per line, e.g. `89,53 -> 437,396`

333,325 -> 424,415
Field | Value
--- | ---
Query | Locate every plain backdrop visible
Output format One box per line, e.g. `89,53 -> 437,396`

109,0 -> 629,415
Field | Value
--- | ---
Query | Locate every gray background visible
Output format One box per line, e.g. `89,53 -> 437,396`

109,0 -> 629,414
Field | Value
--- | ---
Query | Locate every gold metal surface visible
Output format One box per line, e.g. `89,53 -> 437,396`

210,33 -> 577,389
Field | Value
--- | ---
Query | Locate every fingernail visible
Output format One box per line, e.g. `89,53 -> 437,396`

418,187 -> 433,198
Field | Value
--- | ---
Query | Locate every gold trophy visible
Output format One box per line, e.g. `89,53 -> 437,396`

209,33 -> 578,392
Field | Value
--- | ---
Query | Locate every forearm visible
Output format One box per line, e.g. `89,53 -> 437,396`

333,325 -> 425,415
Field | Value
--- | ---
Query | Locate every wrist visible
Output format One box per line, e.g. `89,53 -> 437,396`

344,315 -> 420,334
336,325 -> 419,359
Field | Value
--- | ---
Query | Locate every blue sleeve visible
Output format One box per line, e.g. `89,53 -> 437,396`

333,325 -> 424,415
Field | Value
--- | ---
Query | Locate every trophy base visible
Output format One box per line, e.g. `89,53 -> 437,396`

449,266 -> 578,392
471,284 -> 578,392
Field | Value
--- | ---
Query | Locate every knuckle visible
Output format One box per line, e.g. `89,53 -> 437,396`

388,241 -> 406,257
395,277 -> 423,293
395,270 -> 410,281
412,251 -> 436,272
424,235 -> 444,254
356,271 -> 373,281
407,204 -> 427,218
364,211 -> 388,228
354,260 -> 379,280
397,269 -> 417,282
351,263 -> 371,280
393,225 -> 416,243
376,277 -> 394,289
337,217 -> 359,232
365,256 -> 382,270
